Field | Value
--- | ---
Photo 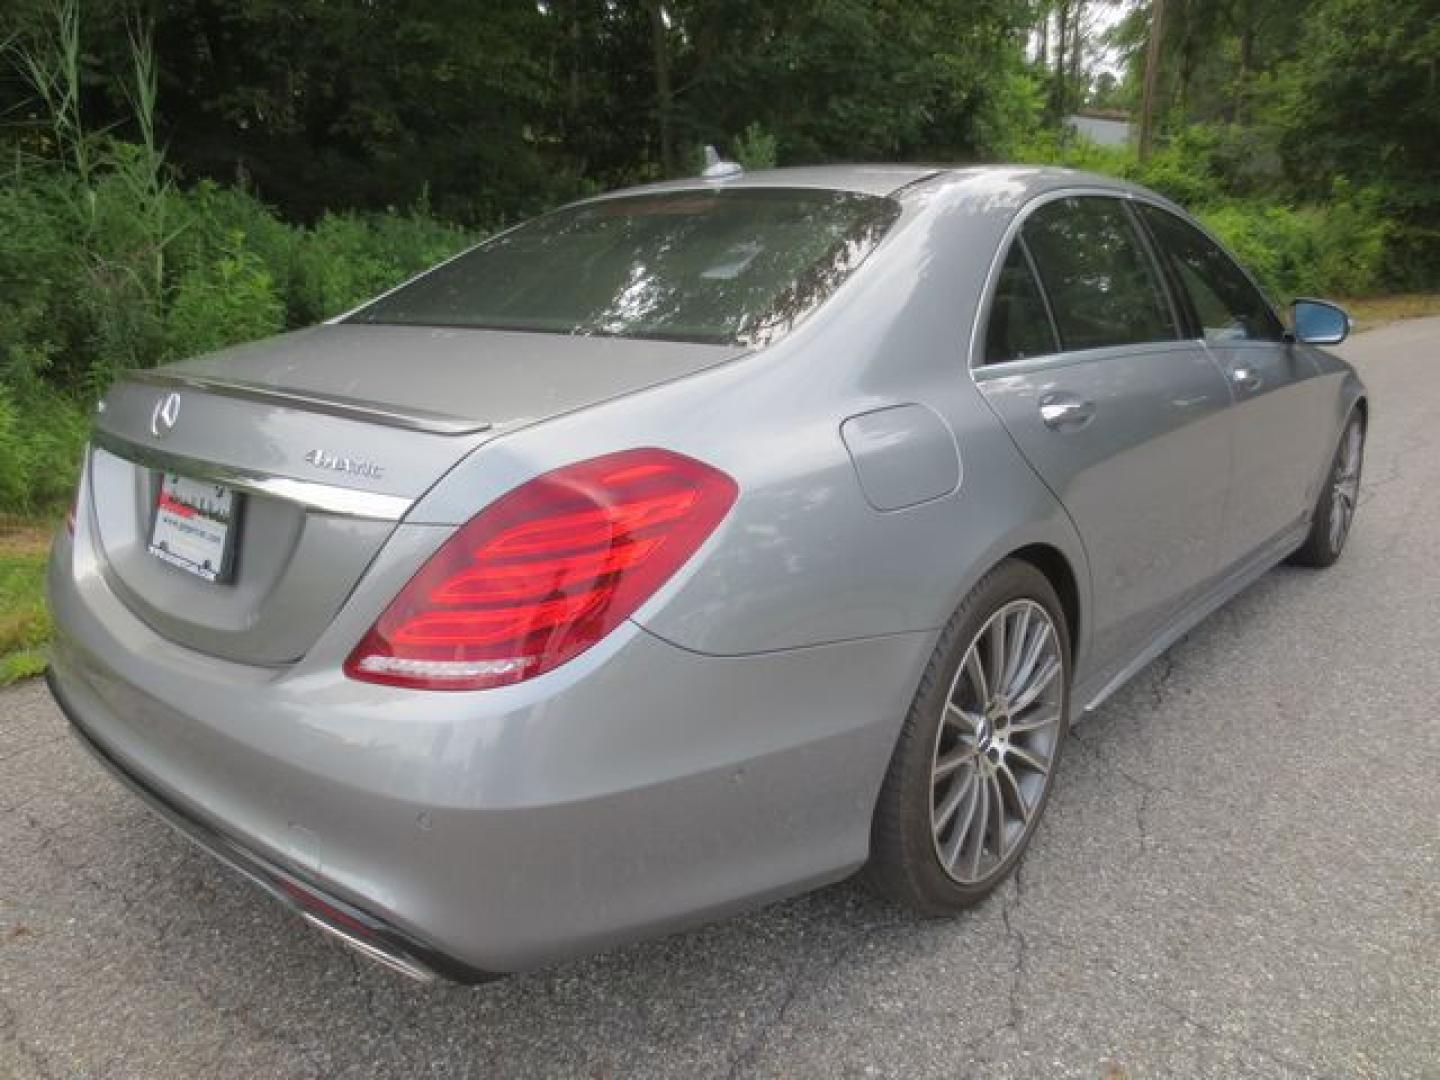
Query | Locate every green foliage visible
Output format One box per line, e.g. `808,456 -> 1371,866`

1020,125 -> 1395,302
0,164 -> 474,514
0,0 -> 1435,523
0,530 -> 52,685
1201,197 -> 1389,302
1129,124 -> 1222,207
291,209 -> 471,324
0,379 -> 88,515
1015,128 -> 1133,178
1096,0 -> 1438,289
1271,0 -> 1440,286
730,123 -> 779,171
165,235 -> 286,358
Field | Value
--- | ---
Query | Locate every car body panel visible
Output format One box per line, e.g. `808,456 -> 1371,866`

1203,337 -> 1329,560
974,342 -> 1235,682
840,404 -> 961,512
45,163 -> 1367,976
162,322 -> 747,435
48,506 -> 932,970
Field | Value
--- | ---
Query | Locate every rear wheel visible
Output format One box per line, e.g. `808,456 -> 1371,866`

865,560 -> 1069,913
1290,410 -> 1365,568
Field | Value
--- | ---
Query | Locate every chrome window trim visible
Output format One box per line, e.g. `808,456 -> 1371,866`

124,370 -> 491,436
91,430 -> 414,521
1019,236 -> 1062,355
972,339 -> 1203,383
967,186 -> 1209,378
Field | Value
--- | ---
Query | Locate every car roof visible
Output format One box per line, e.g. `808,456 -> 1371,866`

590,163 -> 1163,211
605,164 -> 946,198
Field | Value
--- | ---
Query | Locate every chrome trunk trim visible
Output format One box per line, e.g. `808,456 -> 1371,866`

92,430 -> 415,521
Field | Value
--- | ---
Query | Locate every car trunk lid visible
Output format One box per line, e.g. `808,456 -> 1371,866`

86,324 -> 743,666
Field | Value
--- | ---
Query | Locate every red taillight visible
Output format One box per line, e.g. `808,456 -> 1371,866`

344,448 -> 738,690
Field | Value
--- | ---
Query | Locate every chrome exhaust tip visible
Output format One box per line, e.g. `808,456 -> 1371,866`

299,912 -> 436,984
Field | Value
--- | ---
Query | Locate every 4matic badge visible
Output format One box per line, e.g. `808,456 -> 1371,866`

304,448 -> 386,480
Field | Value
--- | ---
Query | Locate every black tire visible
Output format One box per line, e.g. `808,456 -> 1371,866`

864,559 -> 1071,914
1289,410 -> 1365,569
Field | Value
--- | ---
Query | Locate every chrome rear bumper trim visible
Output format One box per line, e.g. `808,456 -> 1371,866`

91,430 -> 415,521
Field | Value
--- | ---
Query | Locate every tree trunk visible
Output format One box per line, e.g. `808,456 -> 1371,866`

1235,9 -> 1256,122
568,0 -> 582,116
1068,1 -> 1085,105
1139,0 -> 1165,161
1052,1 -> 1070,117
646,0 -> 675,177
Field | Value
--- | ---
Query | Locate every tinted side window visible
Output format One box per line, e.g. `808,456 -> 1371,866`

985,241 -> 1058,364
1022,197 -> 1177,351
1137,204 -> 1284,343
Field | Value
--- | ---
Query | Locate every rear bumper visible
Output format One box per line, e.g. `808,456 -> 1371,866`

46,526 -> 932,976
50,668 -> 491,983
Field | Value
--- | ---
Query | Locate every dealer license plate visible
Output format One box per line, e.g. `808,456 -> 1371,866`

148,473 -> 239,582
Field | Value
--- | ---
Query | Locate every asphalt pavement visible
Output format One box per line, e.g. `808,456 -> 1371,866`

2,318 -> 1437,1079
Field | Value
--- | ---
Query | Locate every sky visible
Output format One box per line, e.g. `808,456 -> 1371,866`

1033,0 -> 1139,77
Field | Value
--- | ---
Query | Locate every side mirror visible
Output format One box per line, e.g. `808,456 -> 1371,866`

1290,298 -> 1351,346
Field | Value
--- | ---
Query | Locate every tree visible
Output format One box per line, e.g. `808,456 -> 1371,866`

1274,0 -> 1440,283
1138,0 -> 1165,160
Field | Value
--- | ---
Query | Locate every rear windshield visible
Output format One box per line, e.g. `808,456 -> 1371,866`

348,189 -> 900,347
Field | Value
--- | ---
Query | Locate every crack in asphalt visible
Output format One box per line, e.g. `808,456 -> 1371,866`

720,914 -> 908,1079
998,865 -> 1029,1035
1068,644 -> 1188,861
1149,651 -> 1176,710
1067,727 -> 1165,861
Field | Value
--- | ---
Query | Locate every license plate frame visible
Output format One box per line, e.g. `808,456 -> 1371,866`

147,472 -> 242,583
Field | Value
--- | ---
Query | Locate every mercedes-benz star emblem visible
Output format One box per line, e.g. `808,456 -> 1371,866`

150,391 -> 182,438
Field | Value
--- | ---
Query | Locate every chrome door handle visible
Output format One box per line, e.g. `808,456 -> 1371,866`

1231,366 -> 1262,391
1039,393 -> 1096,431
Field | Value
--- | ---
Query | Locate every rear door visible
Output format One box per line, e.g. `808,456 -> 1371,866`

974,194 -> 1235,679
1134,203 -> 1327,562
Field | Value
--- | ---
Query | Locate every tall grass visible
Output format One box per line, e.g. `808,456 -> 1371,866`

0,526 -> 51,685
0,4 -> 475,516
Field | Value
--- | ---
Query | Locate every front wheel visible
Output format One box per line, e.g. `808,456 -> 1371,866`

1290,410 -> 1365,568
864,559 -> 1070,914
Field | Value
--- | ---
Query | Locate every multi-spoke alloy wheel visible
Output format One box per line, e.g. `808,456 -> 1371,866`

865,559 -> 1070,913
1291,410 -> 1365,569
1328,419 -> 1363,553
929,599 -> 1063,885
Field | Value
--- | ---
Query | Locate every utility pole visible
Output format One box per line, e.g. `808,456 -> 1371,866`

1138,0 -> 1165,161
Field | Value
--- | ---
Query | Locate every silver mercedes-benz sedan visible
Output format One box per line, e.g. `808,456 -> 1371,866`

46,162 -> 1366,982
